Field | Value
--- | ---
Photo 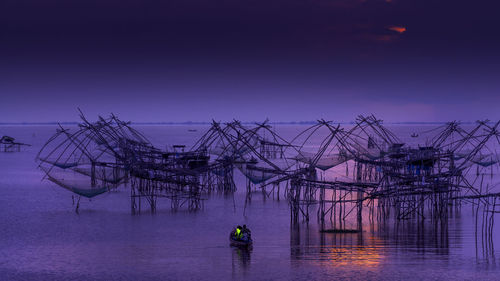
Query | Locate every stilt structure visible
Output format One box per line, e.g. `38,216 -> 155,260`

35,112 -> 500,242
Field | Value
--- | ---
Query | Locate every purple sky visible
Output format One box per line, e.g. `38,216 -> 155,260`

1,0 -> 500,123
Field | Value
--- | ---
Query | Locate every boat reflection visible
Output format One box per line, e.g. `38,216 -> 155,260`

231,245 -> 252,272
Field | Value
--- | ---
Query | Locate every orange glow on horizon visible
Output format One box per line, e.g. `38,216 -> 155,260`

387,26 -> 406,33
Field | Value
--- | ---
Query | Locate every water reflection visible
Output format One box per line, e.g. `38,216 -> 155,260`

231,245 -> 252,273
377,219 -> 450,255
290,224 -> 383,268
290,217 -> 457,268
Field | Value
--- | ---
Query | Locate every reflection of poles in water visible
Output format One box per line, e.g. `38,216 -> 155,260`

290,223 -> 301,259
376,217 -> 450,255
290,223 -> 314,260
291,222 -> 374,264
72,195 -> 81,214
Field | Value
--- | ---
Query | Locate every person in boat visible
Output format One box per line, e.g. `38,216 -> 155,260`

234,225 -> 243,240
242,225 -> 251,239
238,225 -> 251,242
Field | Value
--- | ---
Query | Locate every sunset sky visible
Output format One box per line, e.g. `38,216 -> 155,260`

1,0 -> 499,122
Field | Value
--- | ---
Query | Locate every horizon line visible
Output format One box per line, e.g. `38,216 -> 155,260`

0,120 -> 487,125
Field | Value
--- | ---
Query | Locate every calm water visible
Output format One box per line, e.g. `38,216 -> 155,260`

1,125 -> 500,280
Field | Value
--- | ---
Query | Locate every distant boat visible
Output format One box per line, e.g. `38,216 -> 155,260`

411,133 -> 419,138
188,129 -> 197,132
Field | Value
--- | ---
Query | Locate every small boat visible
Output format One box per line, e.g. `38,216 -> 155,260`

229,232 -> 253,247
188,129 -> 197,132
411,133 -> 419,138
